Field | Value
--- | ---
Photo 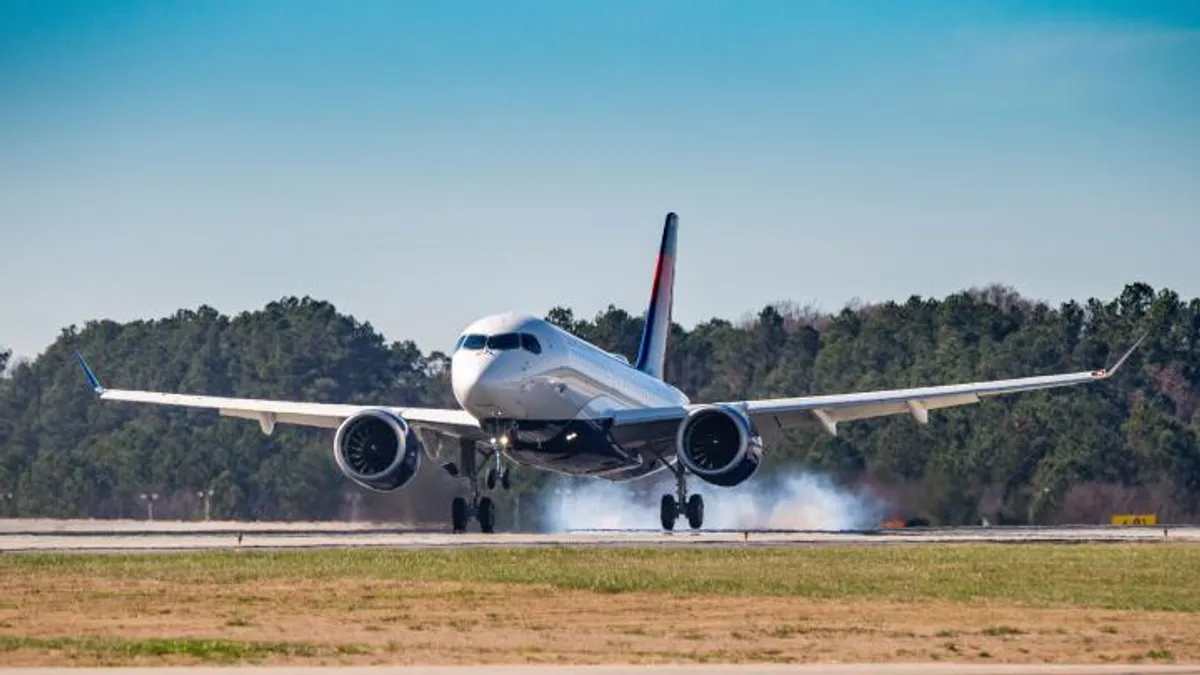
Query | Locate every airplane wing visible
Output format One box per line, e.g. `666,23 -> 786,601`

612,335 -> 1146,439
73,352 -> 483,439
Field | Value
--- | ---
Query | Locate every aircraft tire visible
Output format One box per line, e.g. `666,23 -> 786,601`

685,494 -> 704,530
451,497 -> 469,533
477,496 -> 496,534
660,494 -> 677,531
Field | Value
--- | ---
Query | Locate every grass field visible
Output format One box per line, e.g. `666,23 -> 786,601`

1,543 -> 1197,666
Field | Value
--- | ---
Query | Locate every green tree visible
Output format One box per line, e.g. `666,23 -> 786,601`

1,283 -> 1196,525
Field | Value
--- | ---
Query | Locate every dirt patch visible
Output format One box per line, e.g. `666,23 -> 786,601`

1,572 -> 1196,665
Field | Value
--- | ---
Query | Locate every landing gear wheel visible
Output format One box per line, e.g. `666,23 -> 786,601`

501,467 -> 511,490
685,494 -> 704,530
451,497 -> 468,533
477,496 -> 496,534
660,494 -> 678,531
486,468 -> 497,490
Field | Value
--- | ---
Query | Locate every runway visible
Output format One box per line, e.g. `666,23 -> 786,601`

0,518 -> 1195,552
1,665 -> 1198,674
3,521 -> 1197,674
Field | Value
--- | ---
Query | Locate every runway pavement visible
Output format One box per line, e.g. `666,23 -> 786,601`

0,518 -> 1195,552
3,521 -> 1197,674
1,665 -> 1198,674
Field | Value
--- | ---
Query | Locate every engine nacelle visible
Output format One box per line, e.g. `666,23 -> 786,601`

333,409 -> 423,492
675,404 -> 764,488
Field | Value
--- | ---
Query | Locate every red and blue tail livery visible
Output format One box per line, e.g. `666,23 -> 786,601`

634,212 -> 677,381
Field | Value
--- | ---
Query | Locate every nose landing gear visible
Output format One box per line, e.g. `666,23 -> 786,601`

445,434 -> 514,534
485,448 -> 512,491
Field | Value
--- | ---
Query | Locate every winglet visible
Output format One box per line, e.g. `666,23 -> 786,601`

1093,333 -> 1147,379
73,351 -> 105,394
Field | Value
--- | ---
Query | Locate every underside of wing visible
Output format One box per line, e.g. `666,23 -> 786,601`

609,336 -> 1146,442
76,353 -> 482,439
739,335 -> 1145,437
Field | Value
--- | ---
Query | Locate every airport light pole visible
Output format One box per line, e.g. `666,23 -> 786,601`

197,488 -> 214,521
139,492 -> 159,521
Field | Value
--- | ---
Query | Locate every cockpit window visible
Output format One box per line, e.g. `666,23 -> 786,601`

486,332 -> 521,350
460,334 -> 486,350
458,332 -> 543,354
520,333 -> 542,354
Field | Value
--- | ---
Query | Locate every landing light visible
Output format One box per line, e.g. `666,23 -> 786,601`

565,432 -> 578,442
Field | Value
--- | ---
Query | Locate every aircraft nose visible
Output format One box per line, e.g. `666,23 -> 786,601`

451,354 -> 482,410
451,352 -> 512,414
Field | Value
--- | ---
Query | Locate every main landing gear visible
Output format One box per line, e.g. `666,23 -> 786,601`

660,463 -> 703,531
444,436 -> 513,534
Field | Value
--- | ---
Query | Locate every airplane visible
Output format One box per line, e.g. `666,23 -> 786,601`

73,212 -> 1145,533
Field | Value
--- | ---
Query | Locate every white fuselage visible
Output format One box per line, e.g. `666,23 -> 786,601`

450,313 -> 689,424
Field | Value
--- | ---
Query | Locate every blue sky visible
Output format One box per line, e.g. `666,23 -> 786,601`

3,0 -> 1198,361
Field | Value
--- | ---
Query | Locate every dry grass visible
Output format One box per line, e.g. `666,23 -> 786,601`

0,544 -> 1197,666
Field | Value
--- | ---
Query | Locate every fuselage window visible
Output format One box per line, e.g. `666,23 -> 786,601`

487,333 -> 521,350
521,333 -> 542,354
461,334 -> 487,350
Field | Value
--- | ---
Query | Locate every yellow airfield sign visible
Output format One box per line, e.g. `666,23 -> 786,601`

1110,513 -> 1158,526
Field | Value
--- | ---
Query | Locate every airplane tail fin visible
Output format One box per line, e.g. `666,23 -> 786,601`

634,212 -> 678,380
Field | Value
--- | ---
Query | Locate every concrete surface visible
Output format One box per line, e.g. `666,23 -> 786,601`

0,518 -> 1195,552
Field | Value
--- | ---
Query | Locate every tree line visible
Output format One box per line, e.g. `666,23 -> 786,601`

1,283 -> 1198,527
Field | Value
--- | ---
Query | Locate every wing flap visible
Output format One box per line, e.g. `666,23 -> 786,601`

219,408 -> 343,430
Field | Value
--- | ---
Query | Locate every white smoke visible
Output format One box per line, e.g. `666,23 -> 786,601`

539,470 -> 885,532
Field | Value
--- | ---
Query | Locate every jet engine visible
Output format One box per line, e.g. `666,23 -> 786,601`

675,404 -> 763,487
333,409 -> 423,491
